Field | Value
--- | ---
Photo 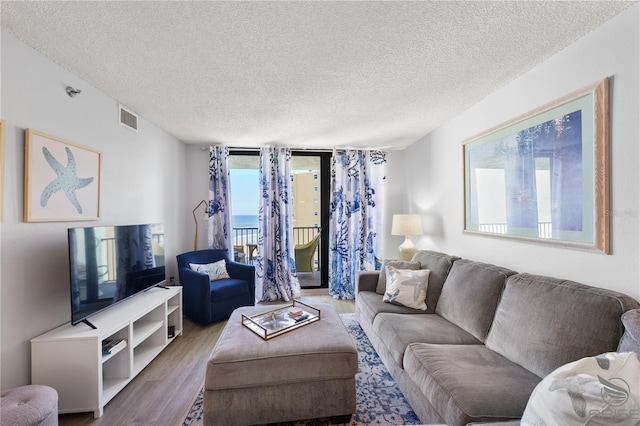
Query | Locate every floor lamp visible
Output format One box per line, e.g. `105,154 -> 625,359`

391,214 -> 423,261
193,199 -> 209,251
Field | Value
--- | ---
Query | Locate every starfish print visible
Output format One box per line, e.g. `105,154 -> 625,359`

549,375 -> 603,418
40,146 -> 94,214
385,288 -> 400,302
400,275 -> 428,301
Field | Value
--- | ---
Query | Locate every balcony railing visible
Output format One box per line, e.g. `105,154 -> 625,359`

232,227 -> 321,267
231,226 -> 320,246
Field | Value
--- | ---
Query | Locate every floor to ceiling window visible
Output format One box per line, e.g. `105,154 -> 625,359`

228,151 -> 330,288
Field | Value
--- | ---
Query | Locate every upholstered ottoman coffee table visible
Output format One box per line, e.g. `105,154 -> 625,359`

204,302 -> 358,426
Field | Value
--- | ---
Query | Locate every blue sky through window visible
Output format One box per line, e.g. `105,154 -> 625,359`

230,169 -> 259,215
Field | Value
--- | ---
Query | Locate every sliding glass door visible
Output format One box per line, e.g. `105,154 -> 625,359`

228,151 -> 330,288
290,152 -> 330,288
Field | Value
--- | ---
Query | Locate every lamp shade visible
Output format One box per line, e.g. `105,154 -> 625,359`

391,214 -> 423,236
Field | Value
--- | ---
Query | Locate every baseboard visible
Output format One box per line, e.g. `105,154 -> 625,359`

300,288 -> 329,296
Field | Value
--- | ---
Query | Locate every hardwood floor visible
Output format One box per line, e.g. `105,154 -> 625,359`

59,291 -> 355,426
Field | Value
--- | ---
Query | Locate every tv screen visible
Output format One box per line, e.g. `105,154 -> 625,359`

69,223 -> 166,326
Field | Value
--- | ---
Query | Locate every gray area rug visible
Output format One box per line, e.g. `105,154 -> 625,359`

182,313 -> 419,426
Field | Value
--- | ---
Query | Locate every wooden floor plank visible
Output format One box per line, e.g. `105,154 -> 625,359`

59,291 -> 355,426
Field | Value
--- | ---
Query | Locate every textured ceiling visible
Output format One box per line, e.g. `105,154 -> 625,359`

1,1 -> 635,150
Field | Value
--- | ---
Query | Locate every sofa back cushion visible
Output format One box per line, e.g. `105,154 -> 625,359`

435,259 -> 517,342
485,273 -> 640,378
375,259 -> 421,295
411,250 -> 460,313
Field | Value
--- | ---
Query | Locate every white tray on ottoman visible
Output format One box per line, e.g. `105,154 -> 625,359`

204,302 -> 358,426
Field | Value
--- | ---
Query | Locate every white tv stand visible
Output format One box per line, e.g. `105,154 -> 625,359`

31,286 -> 183,418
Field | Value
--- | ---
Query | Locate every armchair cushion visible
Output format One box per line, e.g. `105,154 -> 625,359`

210,278 -> 251,301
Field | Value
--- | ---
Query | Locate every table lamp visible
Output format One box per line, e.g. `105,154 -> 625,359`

391,214 -> 423,261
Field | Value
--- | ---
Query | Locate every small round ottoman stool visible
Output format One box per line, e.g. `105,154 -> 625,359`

0,385 -> 58,426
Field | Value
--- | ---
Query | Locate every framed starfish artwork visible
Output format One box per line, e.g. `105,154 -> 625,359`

24,129 -> 101,222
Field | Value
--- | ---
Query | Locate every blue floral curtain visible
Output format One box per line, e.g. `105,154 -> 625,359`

256,147 -> 300,301
207,146 -> 233,253
329,149 -> 386,299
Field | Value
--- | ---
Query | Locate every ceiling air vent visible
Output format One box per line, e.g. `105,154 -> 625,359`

119,104 -> 138,132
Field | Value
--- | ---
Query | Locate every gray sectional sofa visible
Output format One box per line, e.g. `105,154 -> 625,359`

355,250 -> 640,425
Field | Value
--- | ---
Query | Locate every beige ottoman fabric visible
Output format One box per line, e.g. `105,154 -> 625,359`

205,303 -> 357,425
1,385 -> 58,426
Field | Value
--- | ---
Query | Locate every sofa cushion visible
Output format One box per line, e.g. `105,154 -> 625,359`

372,313 -> 482,367
356,290 -> 431,327
375,260 -> 421,294
411,250 -> 460,313
383,266 -> 430,310
435,259 -> 516,342
485,273 -> 640,379
403,343 -> 541,425
618,309 -> 640,353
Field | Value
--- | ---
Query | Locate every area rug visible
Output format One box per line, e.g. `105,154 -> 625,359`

182,313 -> 420,426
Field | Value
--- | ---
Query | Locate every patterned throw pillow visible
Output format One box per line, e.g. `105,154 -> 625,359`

382,266 -> 430,310
522,352 -> 640,425
375,260 -> 421,294
189,260 -> 230,281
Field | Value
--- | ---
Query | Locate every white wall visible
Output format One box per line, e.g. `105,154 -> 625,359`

185,145 -> 211,251
382,150 -> 410,259
0,31 -> 189,389
388,5 -> 640,300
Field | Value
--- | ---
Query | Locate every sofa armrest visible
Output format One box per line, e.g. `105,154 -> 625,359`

356,271 -> 380,293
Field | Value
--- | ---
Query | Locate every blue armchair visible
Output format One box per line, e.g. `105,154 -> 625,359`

177,249 -> 255,324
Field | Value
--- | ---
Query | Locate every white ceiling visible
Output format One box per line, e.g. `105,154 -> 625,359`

1,1 -> 635,150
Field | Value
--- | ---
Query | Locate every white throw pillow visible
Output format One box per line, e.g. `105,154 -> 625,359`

522,352 -> 640,425
375,259 -> 421,295
189,260 -> 230,281
382,266 -> 430,310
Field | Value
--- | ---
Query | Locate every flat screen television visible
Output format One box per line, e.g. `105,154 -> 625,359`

68,223 -> 166,327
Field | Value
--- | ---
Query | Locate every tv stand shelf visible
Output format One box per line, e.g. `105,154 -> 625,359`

133,320 -> 164,347
31,286 -> 182,418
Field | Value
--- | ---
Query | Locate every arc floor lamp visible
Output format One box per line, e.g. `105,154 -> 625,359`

193,199 -> 209,250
